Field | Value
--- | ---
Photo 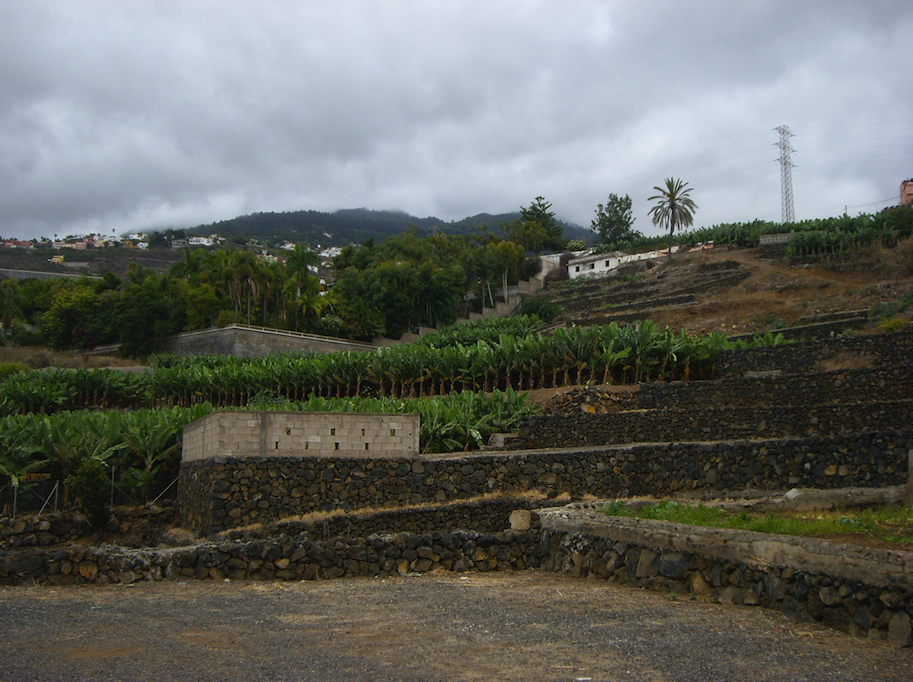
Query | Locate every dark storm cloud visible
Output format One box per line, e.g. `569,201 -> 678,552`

0,0 -> 910,240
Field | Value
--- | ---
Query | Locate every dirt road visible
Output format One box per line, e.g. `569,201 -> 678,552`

1,572 -> 910,681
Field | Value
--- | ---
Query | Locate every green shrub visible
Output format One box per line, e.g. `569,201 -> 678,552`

0,363 -> 31,381
877,316 -> 907,333
6,324 -> 44,347
516,298 -> 562,325
65,458 -> 110,529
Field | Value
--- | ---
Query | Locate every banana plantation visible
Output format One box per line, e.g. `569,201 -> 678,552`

0,321 -> 785,414
0,318 -> 787,515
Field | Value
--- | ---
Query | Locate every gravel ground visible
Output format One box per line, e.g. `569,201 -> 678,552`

1,571 -> 910,682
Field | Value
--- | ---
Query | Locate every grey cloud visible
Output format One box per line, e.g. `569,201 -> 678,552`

0,0 -> 911,239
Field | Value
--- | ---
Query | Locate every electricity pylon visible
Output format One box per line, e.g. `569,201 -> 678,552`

775,125 -> 795,224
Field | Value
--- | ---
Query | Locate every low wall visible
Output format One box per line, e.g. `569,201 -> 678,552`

716,329 -> 913,378
0,505 -> 177,551
3,502 -> 910,647
518,400 -> 913,448
539,507 -> 913,647
0,529 -> 543,587
164,325 -> 378,358
178,430 -> 911,534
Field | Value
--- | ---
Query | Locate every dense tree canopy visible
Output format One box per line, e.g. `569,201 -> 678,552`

591,193 -> 641,246
511,196 -> 564,253
0,227 -> 539,355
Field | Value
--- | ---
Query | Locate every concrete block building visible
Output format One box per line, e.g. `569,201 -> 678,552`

182,411 -> 420,461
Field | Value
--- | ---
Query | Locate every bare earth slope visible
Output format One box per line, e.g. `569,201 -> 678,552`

547,244 -> 913,337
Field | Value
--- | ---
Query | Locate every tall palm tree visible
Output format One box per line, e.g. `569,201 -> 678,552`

648,178 -> 698,260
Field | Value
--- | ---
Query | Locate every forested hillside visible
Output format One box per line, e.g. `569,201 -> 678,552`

188,207 -> 591,247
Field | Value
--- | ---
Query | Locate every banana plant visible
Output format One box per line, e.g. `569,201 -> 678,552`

121,408 -> 186,502
0,416 -> 48,498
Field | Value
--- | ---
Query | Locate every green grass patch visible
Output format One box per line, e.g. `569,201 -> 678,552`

601,501 -> 913,545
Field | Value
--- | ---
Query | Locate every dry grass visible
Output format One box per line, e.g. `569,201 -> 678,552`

215,490 -> 557,539
632,246 -> 913,337
818,350 -> 874,372
0,346 -> 139,370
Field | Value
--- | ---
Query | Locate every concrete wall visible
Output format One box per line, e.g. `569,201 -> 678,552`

182,411 -> 419,462
164,325 -> 378,358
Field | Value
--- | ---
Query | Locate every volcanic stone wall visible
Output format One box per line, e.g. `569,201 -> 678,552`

223,496 -> 558,542
634,366 -> 911,410
543,527 -> 912,647
1,529 -> 543,587
519,401 -> 912,448
178,430 -> 911,534
0,506 -> 176,550
716,328 -> 913,378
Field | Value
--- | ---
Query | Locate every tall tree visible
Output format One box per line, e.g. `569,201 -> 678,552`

489,240 -> 525,302
502,220 -> 549,255
0,279 -> 22,332
648,178 -> 698,260
520,196 -> 563,252
591,193 -> 640,245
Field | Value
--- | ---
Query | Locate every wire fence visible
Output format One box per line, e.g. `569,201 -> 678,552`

1,469 -> 180,519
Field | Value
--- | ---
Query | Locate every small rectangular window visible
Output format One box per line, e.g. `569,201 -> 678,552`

575,266 -> 580,272
361,428 -> 365,436
334,442 -> 340,450
365,443 -> 369,450
286,427 -> 291,436
274,442 -> 279,449
304,442 -> 309,450
605,261 -> 611,267
330,428 -> 336,436
390,428 -> 396,436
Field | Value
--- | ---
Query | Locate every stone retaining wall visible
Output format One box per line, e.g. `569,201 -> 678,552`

518,400 -> 913,448
0,529 -> 544,587
716,329 -> 913,378
178,430 -> 911,534
539,508 -> 913,647
0,505 -> 176,551
3,503 -> 910,647
242,496 -> 557,542
635,366 -> 910,410
729,317 -> 870,343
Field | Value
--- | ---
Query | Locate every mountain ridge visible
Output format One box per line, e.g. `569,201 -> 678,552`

186,207 -> 591,247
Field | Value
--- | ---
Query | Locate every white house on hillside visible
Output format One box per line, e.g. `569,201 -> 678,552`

567,246 -> 680,280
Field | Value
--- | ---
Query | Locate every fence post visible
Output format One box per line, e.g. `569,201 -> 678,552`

906,448 -> 913,506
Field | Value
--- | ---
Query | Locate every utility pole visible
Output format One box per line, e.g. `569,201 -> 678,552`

775,125 -> 796,224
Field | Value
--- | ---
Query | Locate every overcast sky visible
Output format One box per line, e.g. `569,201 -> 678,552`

1,1 -> 911,241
